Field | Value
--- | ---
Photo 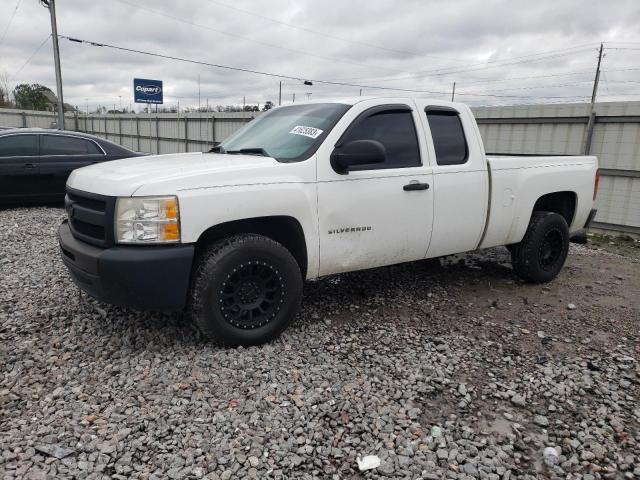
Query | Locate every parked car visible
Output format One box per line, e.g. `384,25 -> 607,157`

0,128 -> 143,204
58,98 -> 598,346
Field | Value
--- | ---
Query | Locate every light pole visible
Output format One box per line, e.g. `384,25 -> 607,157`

119,95 -> 122,112
41,0 -> 65,130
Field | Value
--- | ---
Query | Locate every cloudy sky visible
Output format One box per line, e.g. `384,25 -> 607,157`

1,0 -> 640,112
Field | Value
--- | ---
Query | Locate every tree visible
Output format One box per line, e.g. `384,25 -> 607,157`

0,71 -> 12,108
262,101 -> 275,111
13,83 -> 50,110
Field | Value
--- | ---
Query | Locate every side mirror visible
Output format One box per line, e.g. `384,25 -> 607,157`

330,139 -> 386,174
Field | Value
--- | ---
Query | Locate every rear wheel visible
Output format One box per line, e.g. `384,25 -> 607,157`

190,234 -> 303,345
510,211 -> 569,283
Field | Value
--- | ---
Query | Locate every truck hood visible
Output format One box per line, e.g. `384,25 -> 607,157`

67,152 -> 284,196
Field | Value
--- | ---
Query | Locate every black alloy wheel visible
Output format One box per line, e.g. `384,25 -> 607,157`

538,228 -> 565,272
219,261 -> 284,329
190,234 -> 303,345
510,211 -> 570,283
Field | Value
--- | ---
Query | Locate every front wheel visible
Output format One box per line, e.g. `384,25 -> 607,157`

189,234 -> 303,346
510,212 -> 570,283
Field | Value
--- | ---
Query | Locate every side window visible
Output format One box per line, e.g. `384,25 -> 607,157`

340,109 -> 421,169
426,109 -> 468,166
0,135 -> 38,157
41,135 -> 102,155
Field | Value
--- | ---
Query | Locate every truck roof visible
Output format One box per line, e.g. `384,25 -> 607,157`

290,96 -> 466,109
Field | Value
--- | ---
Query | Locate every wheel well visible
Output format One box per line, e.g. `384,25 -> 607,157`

195,216 -> 308,277
532,191 -> 577,226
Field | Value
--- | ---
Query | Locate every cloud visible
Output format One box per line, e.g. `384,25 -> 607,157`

1,0 -> 640,111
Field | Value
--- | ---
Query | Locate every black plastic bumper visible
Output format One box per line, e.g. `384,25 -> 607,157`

584,208 -> 597,229
570,209 -> 598,244
58,220 -> 194,311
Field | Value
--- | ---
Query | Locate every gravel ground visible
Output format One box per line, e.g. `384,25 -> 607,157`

1,207 -> 638,480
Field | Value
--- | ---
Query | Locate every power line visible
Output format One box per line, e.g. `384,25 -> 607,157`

601,78 -> 640,84
604,66 -> 640,72
9,34 -> 51,82
349,45 -> 598,83
60,35 -> 591,100
0,0 -> 23,47
477,80 -> 593,92
457,69 -> 595,86
203,0 -> 455,60
112,0 -> 396,74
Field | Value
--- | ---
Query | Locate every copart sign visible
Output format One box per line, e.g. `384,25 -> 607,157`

133,78 -> 163,104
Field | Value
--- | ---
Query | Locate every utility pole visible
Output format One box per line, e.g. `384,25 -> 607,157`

198,74 -> 201,111
359,88 -> 362,96
85,98 -> 88,115
243,96 -> 246,111
583,43 -> 604,155
42,0 -> 65,129
278,81 -> 282,106
292,93 -> 295,103
451,82 -> 456,101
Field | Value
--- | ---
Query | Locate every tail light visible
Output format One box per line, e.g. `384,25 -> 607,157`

593,169 -> 600,201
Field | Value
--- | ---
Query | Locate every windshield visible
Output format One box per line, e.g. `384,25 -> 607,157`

219,103 -> 351,162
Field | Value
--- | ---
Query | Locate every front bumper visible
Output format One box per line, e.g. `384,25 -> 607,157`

58,220 -> 194,311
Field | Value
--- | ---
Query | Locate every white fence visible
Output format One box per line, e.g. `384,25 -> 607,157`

1,102 -> 639,235
473,101 -> 640,236
0,108 -> 256,154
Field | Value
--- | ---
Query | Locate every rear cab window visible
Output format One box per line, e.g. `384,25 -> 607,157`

425,107 -> 468,166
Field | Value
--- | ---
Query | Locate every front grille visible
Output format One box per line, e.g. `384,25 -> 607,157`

65,188 -> 116,247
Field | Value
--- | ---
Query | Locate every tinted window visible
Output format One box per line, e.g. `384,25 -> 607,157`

0,135 -> 38,157
340,109 -> 420,169
41,135 -> 102,155
426,111 -> 468,165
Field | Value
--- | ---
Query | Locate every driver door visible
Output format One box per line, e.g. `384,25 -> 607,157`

316,102 -> 434,276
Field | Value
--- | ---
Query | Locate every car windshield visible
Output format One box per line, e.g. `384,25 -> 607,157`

218,103 -> 351,162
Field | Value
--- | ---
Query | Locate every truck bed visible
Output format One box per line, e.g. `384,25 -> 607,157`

480,154 -> 598,249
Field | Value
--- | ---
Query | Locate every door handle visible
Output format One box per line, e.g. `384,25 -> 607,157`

22,163 -> 37,169
403,182 -> 429,191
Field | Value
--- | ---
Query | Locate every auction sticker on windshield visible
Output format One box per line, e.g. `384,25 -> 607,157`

289,125 -> 323,139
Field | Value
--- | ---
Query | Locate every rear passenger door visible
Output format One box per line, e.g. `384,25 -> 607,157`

39,134 -> 106,196
414,103 -> 489,257
0,134 -> 39,201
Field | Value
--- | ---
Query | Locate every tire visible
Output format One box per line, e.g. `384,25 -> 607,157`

189,234 -> 303,346
510,211 -> 570,283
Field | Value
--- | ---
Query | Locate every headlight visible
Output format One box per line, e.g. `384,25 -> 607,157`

115,196 -> 180,244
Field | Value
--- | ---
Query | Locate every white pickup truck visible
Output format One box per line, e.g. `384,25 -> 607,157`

58,98 -> 599,345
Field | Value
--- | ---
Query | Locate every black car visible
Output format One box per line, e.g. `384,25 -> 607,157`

0,128 -> 144,204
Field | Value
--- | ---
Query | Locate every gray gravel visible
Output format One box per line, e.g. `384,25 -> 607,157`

1,207 -> 638,480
